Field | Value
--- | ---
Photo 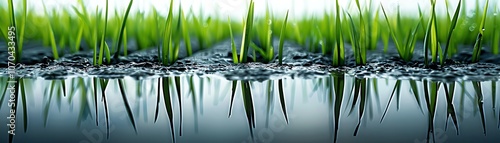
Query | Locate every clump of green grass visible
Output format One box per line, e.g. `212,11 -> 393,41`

380,4 -> 422,62
1,0 -> 499,67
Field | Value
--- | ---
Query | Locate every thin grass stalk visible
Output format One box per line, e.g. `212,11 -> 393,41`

8,0 -> 18,63
239,0 -> 255,63
228,17 -> 238,64
442,0 -> 462,64
42,2 -> 59,60
278,10 -> 289,65
16,0 -> 27,63
162,0 -> 174,65
334,0 -> 345,66
97,0 -> 109,65
112,0 -> 134,61
472,0 -> 490,63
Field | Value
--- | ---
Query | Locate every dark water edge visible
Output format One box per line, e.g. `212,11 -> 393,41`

0,40 -> 500,82
0,75 -> 499,143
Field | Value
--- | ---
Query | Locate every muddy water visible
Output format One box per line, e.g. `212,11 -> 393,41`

0,75 -> 498,143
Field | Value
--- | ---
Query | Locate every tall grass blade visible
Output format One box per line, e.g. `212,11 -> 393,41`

472,0 -> 490,63
442,0 -> 462,63
228,17 -> 238,64
112,0 -> 134,61
118,79 -> 138,134
278,10 -> 290,65
42,2 -> 59,60
239,0 -> 255,63
8,0 -> 19,63
98,0 -> 110,65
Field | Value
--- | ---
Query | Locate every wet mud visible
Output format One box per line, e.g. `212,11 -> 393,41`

0,40 -> 499,81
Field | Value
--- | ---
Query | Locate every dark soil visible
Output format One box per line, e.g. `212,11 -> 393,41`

1,40 -> 499,82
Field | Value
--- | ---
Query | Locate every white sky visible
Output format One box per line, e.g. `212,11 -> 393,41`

2,0 -> 498,19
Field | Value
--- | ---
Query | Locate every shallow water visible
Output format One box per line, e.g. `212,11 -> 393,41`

0,75 -> 499,143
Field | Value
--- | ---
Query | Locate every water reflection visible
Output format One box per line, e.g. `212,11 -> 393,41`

0,74 -> 499,143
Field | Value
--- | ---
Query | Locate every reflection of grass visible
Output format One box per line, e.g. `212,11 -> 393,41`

2,76 -> 499,142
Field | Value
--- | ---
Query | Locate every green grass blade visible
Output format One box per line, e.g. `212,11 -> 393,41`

118,79 -> 138,134
98,0 -> 110,65
443,0 -> 462,63
8,0 -> 18,63
278,10 -> 290,65
472,0 -> 490,63
112,0 -> 134,61
180,9 -> 192,56
42,2 -> 59,60
228,17 -> 238,64
239,0 -> 255,63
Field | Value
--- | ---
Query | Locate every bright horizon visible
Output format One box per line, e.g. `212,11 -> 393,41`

2,0 -> 498,19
